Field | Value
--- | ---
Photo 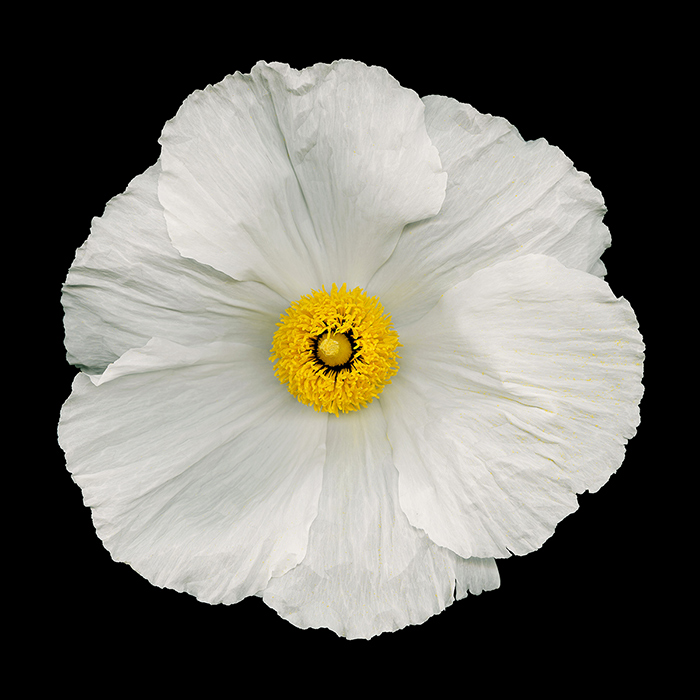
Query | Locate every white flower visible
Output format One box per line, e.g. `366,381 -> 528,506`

58,60 -> 644,639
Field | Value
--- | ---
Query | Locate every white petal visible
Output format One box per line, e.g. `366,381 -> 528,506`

382,254 -> 644,559
158,60 -> 446,300
262,401 -> 499,639
63,162 -> 287,374
370,95 -> 611,326
58,337 -> 327,603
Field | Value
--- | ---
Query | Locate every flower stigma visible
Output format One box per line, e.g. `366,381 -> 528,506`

271,283 -> 400,416
317,331 -> 353,367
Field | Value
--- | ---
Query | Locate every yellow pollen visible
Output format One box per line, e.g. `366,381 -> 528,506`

270,283 -> 401,416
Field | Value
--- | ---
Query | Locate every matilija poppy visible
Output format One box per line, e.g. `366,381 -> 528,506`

58,60 -> 644,639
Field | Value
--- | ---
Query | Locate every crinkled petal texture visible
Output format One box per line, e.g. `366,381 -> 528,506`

59,338 -> 327,603
370,95 -> 612,327
262,401 -> 499,639
157,60 -> 446,301
382,254 -> 644,559
63,163 -> 288,374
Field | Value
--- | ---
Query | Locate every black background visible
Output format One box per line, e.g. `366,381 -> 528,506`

32,13 -> 674,687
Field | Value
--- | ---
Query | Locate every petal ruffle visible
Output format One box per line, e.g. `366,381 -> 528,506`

158,60 -> 446,301
370,95 -> 611,326
262,401 -> 499,639
63,163 -> 287,374
58,338 -> 327,603
382,254 -> 643,559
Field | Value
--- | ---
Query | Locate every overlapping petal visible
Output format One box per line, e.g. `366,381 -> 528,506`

370,95 -> 611,326
158,60 -> 446,301
382,254 -> 643,559
262,401 -> 499,638
63,163 -> 288,374
59,337 -> 327,603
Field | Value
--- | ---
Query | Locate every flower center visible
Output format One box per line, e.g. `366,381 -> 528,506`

316,331 -> 353,367
271,283 -> 400,415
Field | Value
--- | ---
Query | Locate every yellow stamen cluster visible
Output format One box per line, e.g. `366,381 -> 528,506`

271,283 -> 400,415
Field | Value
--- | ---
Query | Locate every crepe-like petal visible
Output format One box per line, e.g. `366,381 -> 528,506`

383,254 -> 643,559
58,337 -> 327,602
262,401 -> 499,638
158,60 -> 446,301
63,163 -> 287,375
370,95 -> 611,327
